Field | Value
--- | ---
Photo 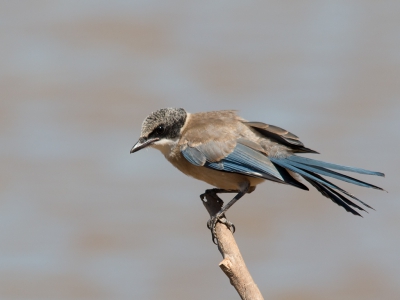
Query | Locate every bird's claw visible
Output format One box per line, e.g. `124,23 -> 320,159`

207,214 -> 235,244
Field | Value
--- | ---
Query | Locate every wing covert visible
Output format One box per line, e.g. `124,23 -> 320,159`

181,141 -> 286,183
181,146 -> 206,166
244,121 -> 318,153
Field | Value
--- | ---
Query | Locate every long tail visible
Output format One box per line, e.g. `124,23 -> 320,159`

269,156 -> 385,216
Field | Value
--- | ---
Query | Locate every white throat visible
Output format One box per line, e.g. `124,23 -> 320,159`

151,138 -> 179,158
150,113 -> 191,159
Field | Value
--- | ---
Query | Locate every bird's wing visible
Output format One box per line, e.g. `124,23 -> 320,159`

243,121 -> 318,153
181,138 -> 308,189
179,110 -> 242,163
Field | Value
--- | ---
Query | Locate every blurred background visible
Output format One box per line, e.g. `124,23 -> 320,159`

1,1 -> 399,299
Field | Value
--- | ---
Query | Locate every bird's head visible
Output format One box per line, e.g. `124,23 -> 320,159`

130,108 -> 187,153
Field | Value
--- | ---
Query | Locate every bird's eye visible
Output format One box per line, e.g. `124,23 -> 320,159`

155,125 -> 165,135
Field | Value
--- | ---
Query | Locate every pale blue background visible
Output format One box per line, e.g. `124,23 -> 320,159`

1,1 -> 399,299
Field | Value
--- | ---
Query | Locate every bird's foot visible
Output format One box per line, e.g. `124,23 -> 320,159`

207,213 -> 235,245
200,189 -> 236,244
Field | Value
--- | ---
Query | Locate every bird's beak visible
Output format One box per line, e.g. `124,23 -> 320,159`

130,137 -> 159,153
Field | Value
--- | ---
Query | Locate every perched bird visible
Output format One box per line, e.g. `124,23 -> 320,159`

130,108 -> 384,241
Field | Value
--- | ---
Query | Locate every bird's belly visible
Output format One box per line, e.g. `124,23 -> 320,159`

168,154 -> 265,190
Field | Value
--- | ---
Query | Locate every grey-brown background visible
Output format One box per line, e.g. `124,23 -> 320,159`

1,1 -> 399,299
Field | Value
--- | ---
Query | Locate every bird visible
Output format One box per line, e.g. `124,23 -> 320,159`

130,108 -> 385,242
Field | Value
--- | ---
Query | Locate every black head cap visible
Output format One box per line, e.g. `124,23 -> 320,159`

140,108 -> 187,141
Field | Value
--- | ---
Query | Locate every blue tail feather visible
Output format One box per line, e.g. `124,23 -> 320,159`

270,155 -> 383,215
300,170 -> 375,210
283,159 -> 383,190
269,158 -> 339,190
302,176 -> 363,216
286,156 -> 384,177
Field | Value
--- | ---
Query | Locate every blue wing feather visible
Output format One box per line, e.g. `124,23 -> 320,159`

182,142 -> 285,182
215,143 -> 284,181
181,146 -> 206,166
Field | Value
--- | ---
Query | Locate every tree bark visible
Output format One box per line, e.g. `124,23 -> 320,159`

202,192 -> 264,300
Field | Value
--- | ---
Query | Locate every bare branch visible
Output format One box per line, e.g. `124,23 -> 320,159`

202,192 -> 264,300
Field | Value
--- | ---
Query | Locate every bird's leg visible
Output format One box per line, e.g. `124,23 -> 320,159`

208,188 -> 249,243
201,184 -> 250,244
200,189 -> 236,243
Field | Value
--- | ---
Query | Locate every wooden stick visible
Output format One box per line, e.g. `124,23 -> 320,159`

202,192 -> 264,300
